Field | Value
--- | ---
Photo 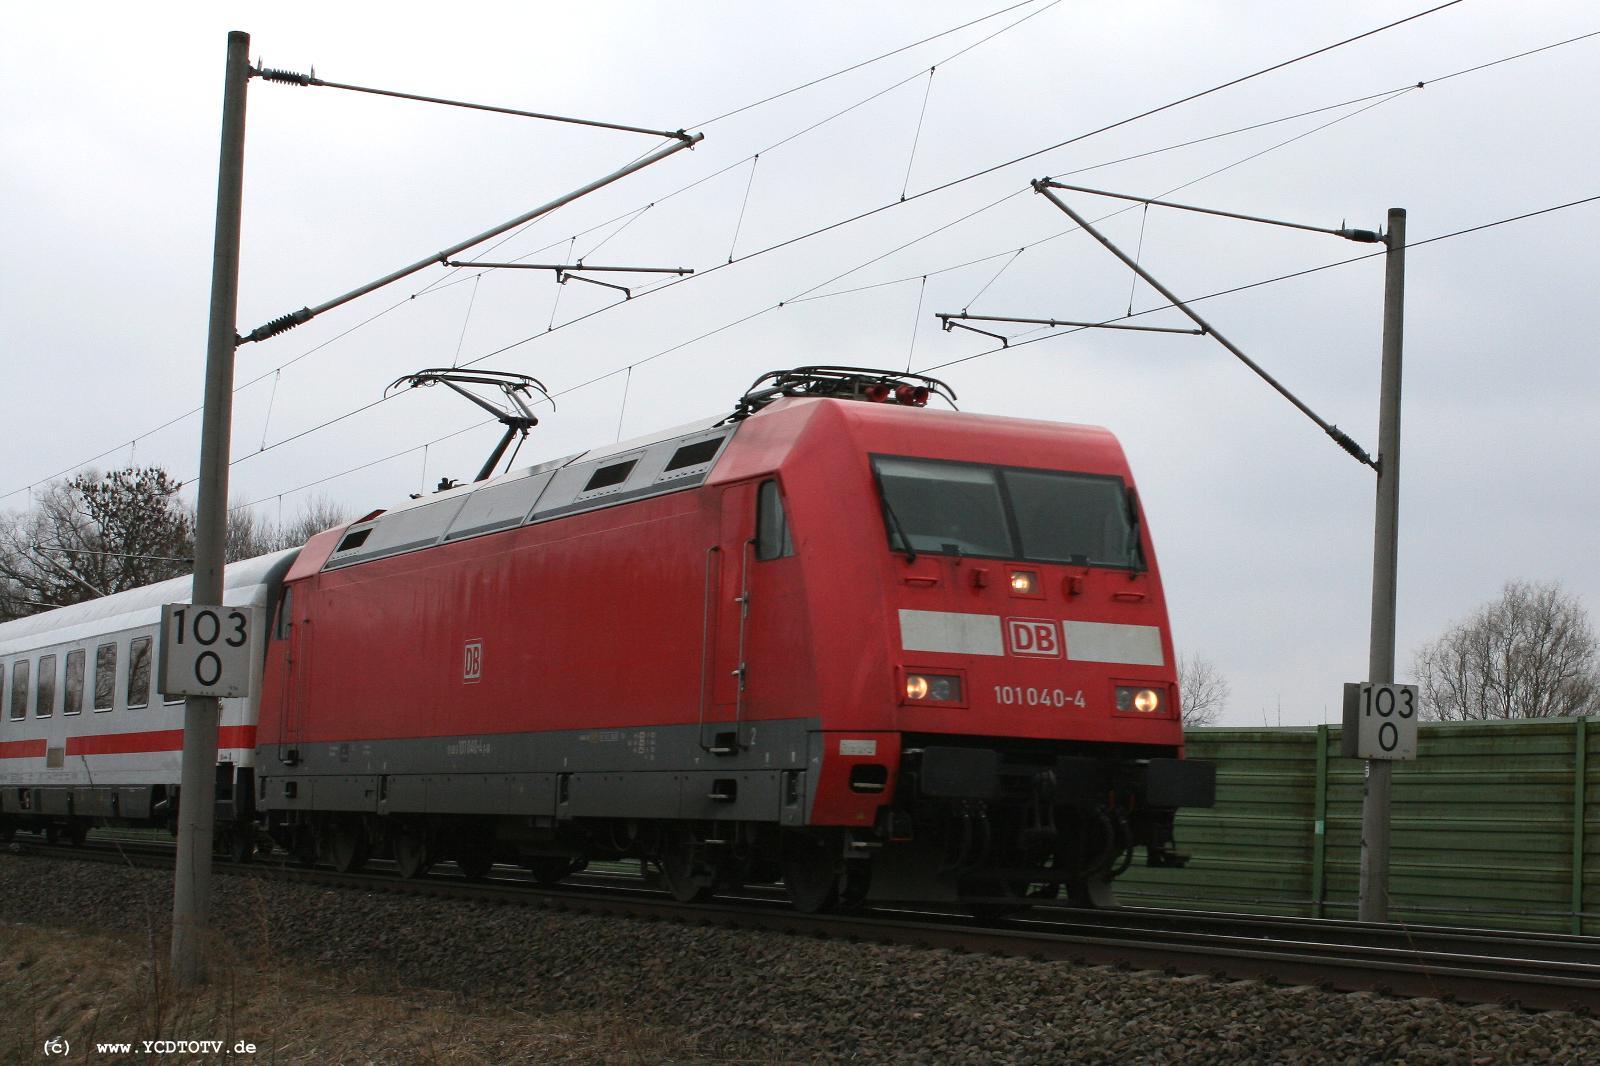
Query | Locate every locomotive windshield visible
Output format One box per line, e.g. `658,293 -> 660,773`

872,456 -> 1144,570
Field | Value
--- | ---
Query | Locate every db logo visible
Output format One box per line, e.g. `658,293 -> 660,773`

1006,618 -> 1061,658
462,640 -> 484,683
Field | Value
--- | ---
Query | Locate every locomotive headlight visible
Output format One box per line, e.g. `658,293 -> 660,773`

905,673 -> 963,703
1116,686 -> 1164,713
1009,570 -> 1037,594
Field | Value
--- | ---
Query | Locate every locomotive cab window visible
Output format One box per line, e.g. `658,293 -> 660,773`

128,636 -> 152,709
35,654 -> 56,717
9,660 -> 28,720
94,643 -> 117,711
874,458 -> 1011,559
64,649 -> 85,715
274,587 -> 294,640
756,480 -> 794,560
872,455 -> 1144,570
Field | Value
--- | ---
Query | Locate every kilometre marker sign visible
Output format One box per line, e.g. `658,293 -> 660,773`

1341,682 -> 1419,761
157,603 -> 261,699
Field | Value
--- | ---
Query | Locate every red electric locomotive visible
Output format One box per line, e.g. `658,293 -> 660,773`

254,366 -> 1213,910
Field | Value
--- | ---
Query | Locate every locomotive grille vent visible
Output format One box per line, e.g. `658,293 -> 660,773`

664,438 -> 720,472
583,459 -> 637,492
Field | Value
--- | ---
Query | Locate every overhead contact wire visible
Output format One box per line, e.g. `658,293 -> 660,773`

4,2 -> 1477,501
901,68 -> 937,201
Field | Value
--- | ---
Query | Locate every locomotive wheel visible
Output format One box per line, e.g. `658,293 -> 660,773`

1067,876 -> 1116,908
328,818 -> 370,874
393,825 -> 432,879
293,829 -> 319,868
781,830 -> 842,914
837,860 -> 871,914
216,826 -> 253,864
961,876 -> 1029,920
456,851 -> 494,881
659,832 -> 715,903
528,856 -> 585,886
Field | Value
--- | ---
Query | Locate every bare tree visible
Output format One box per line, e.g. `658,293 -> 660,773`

1,472 -> 350,621
1178,652 -> 1230,727
0,467 -> 193,620
223,496 -> 347,560
1413,580 -> 1600,721
271,496 -> 348,550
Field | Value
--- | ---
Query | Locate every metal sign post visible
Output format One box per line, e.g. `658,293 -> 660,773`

1358,208 -> 1407,923
172,29 -> 252,987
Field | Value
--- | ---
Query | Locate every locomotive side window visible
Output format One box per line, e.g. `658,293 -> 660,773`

584,459 -> 637,492
128,636 -> 152,709
94,643 -> 117,711
665,438 -> 721,472
35,654 -> 56,718
9,660 -> 28,720
755,480 -> 794,560
64,649 -> 85,715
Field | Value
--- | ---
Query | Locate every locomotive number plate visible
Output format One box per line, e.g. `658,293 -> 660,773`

993,685 -> 1085,709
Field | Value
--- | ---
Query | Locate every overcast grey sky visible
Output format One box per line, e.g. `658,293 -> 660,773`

4,2 -> 1597,726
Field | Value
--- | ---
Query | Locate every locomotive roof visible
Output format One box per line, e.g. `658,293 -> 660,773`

0,548 -> 297,655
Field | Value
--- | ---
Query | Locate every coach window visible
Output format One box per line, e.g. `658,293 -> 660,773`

8,660 -> 26,721
36,654 -> 57,718
64,650 -> 85,715
755,480 -> 794,561
128,636 -> 152,709
94,643 -> 117,711
163,634 -> 184,703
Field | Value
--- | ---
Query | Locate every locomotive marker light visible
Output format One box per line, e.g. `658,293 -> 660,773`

1340,682 -> 1419,761
158,604 -> 262,699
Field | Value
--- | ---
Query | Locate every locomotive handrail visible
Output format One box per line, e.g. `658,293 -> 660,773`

697,545 -> 721,754
732,538 -> 753,751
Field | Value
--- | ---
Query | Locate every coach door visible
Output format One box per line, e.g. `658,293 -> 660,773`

701,482 -> 758,754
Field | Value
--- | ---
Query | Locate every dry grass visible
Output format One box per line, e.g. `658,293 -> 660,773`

1,921 -> 709,1064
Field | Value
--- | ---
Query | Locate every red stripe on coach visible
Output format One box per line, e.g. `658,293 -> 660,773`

65,726 -> 257,756
0,738 -> 48,760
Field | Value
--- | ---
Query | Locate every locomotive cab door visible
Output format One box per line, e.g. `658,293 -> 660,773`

702,482 -> 757,754
700,477 -> 803,755
277,583 -> 312,766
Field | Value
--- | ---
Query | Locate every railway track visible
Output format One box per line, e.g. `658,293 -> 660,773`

13,833 -> 1599,1013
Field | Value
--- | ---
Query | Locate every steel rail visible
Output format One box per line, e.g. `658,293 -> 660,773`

13,837 -> 1597,1012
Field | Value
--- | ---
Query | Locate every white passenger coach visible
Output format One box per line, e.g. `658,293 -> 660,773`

0,549 -> 295,850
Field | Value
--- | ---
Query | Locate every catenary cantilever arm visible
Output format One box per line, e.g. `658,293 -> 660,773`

1032,180 -> 1376,469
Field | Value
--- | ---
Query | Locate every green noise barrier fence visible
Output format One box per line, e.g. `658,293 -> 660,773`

1117,716 -> 1598,934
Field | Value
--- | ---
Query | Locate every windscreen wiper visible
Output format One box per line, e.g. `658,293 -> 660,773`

1124,487 -> 1146,570
880,496 -> 919,564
